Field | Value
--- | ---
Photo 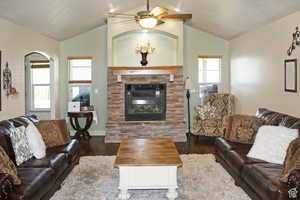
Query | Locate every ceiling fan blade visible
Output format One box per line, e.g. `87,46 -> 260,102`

107,12 -> 136,16
110,19 -> 136,24
150,6 -> 168,16
157,20 -> 165,25
160,14 -> 192,20
107,15 -> 135,19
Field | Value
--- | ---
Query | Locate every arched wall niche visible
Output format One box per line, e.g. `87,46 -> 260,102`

107,18 -> 184,66
112,30 -> 178,66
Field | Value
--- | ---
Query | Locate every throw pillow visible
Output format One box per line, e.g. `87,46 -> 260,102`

9,126 -> 34,166
280,137 -> 300,182
25,122 -> 46,159
224,115 -> 265,144
247,125 -> 298,164
36,120 -> 71,148
0,145 -> 21,185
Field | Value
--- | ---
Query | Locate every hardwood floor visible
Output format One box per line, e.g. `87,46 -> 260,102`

79,135 -> 216,156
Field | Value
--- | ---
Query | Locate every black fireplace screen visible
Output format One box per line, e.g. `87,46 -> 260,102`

125,83 -> 166,121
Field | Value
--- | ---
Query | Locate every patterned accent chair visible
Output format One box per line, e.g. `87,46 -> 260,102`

193,93 -> 234,137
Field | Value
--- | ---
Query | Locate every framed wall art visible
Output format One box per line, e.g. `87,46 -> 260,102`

284,59 -> 297,93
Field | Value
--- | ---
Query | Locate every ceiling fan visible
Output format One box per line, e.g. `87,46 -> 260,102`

108,0 -> 192,29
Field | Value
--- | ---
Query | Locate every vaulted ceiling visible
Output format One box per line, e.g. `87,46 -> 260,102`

0,0 -> 300,41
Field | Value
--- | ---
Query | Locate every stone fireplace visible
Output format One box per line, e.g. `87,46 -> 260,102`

105,66 -> 186,143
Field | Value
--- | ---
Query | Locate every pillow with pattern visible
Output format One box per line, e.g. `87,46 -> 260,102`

0,145 -> 21,185
9,126 -> 34,166
35,120 -> 71,148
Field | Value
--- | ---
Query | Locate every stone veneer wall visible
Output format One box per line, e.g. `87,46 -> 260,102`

105,67 -> 186,143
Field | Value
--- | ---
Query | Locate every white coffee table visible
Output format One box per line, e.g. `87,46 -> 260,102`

114,139 -> 183,200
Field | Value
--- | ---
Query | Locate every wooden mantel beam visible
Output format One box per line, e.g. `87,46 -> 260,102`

109,66 -> 183,82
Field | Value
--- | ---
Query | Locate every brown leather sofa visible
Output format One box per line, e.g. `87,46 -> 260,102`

0,115 -> 80,200
215,108 -> 300,200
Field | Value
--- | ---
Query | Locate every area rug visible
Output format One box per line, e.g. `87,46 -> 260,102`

51,154 -> 250,200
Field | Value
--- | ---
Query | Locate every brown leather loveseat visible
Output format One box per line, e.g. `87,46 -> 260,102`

215,108 -> 300,200
0,115 -> 80,200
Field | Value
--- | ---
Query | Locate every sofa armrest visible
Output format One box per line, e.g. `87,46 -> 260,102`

0,173 -> 14,200
222,114 -> 265,144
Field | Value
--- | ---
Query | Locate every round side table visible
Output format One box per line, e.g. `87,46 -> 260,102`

67,112 -> 93,140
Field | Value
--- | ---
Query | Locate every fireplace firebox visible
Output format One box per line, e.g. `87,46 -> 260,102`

125,84 -> 166,121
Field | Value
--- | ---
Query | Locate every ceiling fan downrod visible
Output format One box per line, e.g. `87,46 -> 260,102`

147,0 -> 150,12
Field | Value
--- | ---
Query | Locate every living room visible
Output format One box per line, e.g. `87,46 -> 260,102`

1,0 -> 300,199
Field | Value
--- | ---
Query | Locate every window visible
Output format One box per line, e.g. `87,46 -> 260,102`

198,56 -> 222,100
31,61 -> 51,110
68,57 -> 92,107
198,56 -> 222,84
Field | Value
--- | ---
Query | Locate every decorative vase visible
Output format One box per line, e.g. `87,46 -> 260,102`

140,52 -> 148,66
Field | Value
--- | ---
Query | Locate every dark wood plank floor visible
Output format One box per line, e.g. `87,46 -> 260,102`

79,135 -> 216,156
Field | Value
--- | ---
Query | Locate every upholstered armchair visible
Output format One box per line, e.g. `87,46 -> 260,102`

192,93 -> 234,137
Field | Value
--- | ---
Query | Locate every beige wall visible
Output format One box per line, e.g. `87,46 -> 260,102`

0,18 -> 59,120
230,10 -> 300,117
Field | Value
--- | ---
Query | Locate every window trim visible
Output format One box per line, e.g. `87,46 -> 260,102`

68,57 -> 92,84
198,56 -> 222,85
30,62 -> 51,111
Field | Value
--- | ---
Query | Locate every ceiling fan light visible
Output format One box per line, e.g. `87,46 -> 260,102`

139,17 -> 158,29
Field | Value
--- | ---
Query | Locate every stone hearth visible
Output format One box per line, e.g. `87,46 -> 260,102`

105,66 -> 186,143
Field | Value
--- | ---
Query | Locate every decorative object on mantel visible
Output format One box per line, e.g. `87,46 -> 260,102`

111,66 -> 181,82
185,76 -> 193,150
3,62 -> 18,97
136,41 -> 155,66
284,59 -> 297,93
287,27 -> 300,56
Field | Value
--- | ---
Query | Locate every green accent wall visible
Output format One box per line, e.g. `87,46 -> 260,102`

59,25 -> 107,132
59,24 -> 229,133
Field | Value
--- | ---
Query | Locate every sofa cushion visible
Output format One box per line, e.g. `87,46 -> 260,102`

247,126 -> 298,165
9,126 -> 34,166
257,108 -> 300,132
35,120 -> 70,148
19,153 -> 68,174
215,138 -> 252,153
193,118 -> 223,137
224,115 -> 265,144
281,137 -> 300,182
47,139 -> 80,163
0,145 -> 21,185
9,168 -> 55,200
241,163 -> 289,200
25,122 -> 46,159
225,150 -> 266,175
215,138 -> 265,175
0,121 -> 17,163
10,116 -> 39,128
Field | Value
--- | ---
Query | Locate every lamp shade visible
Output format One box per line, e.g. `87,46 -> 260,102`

185,78 -> 193,90
139,17 -> 158,29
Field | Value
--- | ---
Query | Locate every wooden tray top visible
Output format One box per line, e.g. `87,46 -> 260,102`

114,139 -> 183,167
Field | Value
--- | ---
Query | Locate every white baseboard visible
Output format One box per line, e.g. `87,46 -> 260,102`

70,130 -> 106,136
